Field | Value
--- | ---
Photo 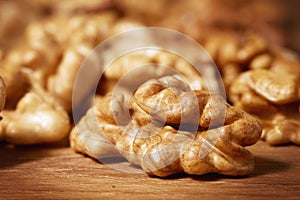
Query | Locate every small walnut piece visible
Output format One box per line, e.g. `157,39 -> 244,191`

207,30 -> 300,146
71,76 -> 261,177
248,69 -> 299,104
260,108 -> 300,145
230,68 -> 300,145
0,70 -> 70,145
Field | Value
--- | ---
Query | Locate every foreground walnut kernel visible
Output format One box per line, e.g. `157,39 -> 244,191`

71,76 -> 261,177
230,69 -> 300,145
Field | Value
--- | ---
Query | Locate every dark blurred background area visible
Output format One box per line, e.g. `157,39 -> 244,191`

0,0 -> 299,54
278,0 -> 300,53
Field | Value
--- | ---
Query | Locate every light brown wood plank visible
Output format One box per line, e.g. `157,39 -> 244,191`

0,141 -> 299,200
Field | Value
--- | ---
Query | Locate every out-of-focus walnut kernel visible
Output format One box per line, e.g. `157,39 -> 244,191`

71,75 -> 261,177
0,50 -> 31,108
104,52 -> 156,81
230,67 -> 300,145
270,56 -> 300,77
229,72 -> 278,115
222,63 -> 241,92
249,53 -> 273,70
270,119 -> 300,145
218,39 -> 238,66
260,105 -> 300,145
0,92 -> 70,145
103,50 -> 206,91
204,33 -> 238,66
0,70 -> 70,145
1,11 -> 145,113
248,69 -> 300,104
0,11 -> 149,146
204,31 -> 300,116
237,34 -> 268,63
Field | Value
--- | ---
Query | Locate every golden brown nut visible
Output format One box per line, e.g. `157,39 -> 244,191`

230,68 -> 300,145
201,32 -> 270,91
229,72 -> 277,114
26,12 -> 117,111
0,12 -> 144,112
0,11 -> 147,145
0,69 -> 29,109
0,69 -> 70,145
71,76 -> 261,177
248,69 -> 299,105
202,31 -> 299,100
260,104 -> 300,145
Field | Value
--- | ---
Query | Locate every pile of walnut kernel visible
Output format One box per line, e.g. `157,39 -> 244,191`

0,0 -> 299,177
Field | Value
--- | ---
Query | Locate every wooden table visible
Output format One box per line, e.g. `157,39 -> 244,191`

0,140 -> 299,200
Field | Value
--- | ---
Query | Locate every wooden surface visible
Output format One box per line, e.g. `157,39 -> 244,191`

0,140 -> 299,200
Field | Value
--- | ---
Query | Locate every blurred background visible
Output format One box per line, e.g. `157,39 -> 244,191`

0,0 -> 299,54
280,0 -> 300,53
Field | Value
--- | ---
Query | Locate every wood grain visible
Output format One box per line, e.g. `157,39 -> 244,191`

0,140 -> 299,200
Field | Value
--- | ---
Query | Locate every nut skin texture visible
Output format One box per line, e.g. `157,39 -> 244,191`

71,76 -> 261,177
